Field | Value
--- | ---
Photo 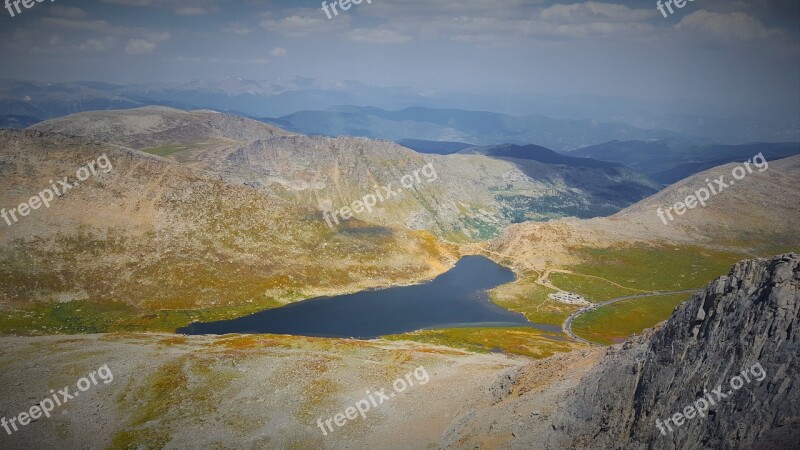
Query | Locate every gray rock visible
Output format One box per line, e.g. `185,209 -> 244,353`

546,254 -> 800,449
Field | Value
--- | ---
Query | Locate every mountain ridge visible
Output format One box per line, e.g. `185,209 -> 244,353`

570,139 -> 800,184
24,107 -> 663,239
545,253 -> 800,448
260,106 -> 680,151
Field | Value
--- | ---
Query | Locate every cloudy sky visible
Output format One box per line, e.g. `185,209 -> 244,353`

1,0 -> 799,111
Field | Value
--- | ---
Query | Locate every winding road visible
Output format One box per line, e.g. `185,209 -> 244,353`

562,289 -> 703,346
459,245 -> 705,347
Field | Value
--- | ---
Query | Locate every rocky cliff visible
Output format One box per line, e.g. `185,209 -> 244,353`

546,254 -> 799,449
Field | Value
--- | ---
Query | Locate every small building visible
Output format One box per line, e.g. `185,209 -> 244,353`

548,291 -> 591,306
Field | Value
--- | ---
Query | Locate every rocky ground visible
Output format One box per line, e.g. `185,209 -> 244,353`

441,347 -> 604,449
0,333 -> 524,449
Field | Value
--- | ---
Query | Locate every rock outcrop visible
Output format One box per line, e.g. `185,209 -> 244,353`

547,254 -> 799,449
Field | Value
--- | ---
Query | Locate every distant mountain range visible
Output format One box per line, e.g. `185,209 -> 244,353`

461,144 -> 620,169
396,139 -> 475,155
11,86 -> 799,189
570,140 -> 800,184
261,106 -> 681,151
2,77 -> 797,145
0,114 -> 40,128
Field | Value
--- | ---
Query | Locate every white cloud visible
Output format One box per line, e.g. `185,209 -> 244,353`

676,10 -> 777,42
176,7 -> 208,16
222,23 -> 255,35
125,38 -> 156,54
48,6 -> 89,20
346,28 -> 412,44
125,31 -> 170,54
259,10 -> 350,37
40,17 -> 114,33
1,9 -> 173,55
540,2 -> 657,23
364,11 -> 658,47
674,9 -> 800,56
167,56 -> 269,64
361,0 -> 545,19
80,37 -> 116,52
270,47 -> 288,57
100,0 -> 219,15
147,31 -> 171,41
349,1 -> 659,46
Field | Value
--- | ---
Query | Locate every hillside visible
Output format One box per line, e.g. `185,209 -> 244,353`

461,144 -> 622,169
0,129 -> 458,334
211,135 -> 661,235
0,114 -> 40,129
26,108 -> 662,241
570,140 -> 800,184
484,155 -> 800,272
460,144 -> 659,218
30,106 -> 293,170
0,104 -> 666,335
450,155 -> 800,345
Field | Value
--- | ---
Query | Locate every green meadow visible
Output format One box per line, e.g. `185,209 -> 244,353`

571,293 -> 693,345
384,326 -> 584,359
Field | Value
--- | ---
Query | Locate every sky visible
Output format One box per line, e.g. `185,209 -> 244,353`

1,0 -> 799,111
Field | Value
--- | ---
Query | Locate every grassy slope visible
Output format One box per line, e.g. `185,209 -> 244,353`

548,272 -> 641,302
383,327 -> 584,359
0,224 -> 452,335
562,245 -> 751,292
0,135 -> 459,335
490,274 -> 575,326
460,243 -> 758,350
571,293 -> 692,345
539,244 -> 760,344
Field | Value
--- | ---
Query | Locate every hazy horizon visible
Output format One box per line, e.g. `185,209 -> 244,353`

1,0 -> 798,113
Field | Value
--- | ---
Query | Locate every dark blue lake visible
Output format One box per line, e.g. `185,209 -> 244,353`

178,255 -> 558,339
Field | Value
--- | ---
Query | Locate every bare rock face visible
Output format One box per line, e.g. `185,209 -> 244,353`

547,254 -> 799,449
